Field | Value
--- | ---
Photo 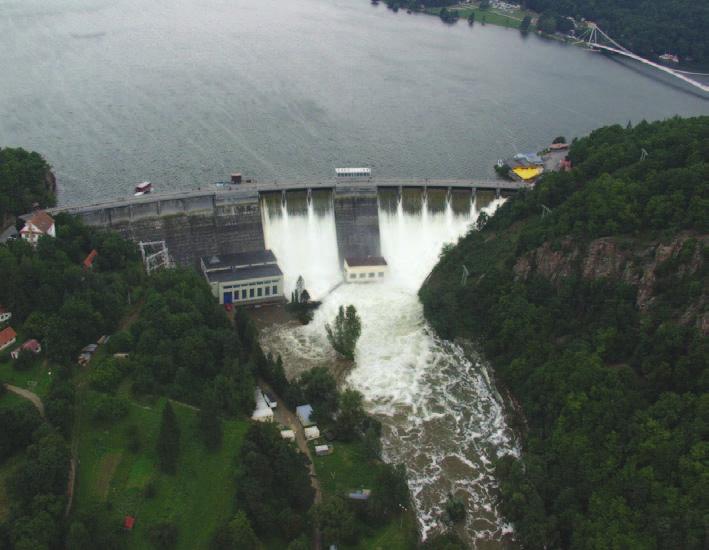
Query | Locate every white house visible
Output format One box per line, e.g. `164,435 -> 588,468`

251,388 -> 274,422
20,211 -> 55,246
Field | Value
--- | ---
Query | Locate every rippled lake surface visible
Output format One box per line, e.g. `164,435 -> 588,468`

0,0 -> 706,205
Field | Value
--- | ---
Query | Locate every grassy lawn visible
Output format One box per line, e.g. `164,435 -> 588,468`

73,394 -> 249,549
312,441 -> 418,549
426,6 -> 529,29
0,355 -> 53,397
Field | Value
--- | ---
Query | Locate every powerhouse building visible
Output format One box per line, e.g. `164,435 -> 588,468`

201,250 -> 284,305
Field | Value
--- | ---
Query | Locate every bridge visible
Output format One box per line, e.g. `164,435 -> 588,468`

46,177 -> 528,216
578,24 -> 709,93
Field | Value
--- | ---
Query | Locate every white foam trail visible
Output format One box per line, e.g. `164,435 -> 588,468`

261,193 -> 341,300
261,192 -> 519,546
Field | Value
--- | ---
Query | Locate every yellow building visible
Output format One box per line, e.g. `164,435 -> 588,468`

512,166 -> 544,181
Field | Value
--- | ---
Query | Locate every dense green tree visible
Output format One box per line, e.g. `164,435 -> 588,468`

198,394 -> 223,451
367,464 -> 411,522
156,402 -> 180,474
325,305 -> 362,360
336,388 -> 367,440
0,147 -> 55,222
227,511 -> 260,549
313,498 -> 358,546
520,14 -> 531,31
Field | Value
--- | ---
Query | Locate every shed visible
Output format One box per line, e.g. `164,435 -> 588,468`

280,429 -> 296,441
304,426 -> 320,440
315,444 -> 332,456
347,489 -> 371,501
296,404 -> 314,427
123,515 -> 136,530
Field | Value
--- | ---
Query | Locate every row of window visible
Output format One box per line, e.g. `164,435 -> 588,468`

226,285 -> 279,302
349,272 -> 384,279
223,278 -> 280,290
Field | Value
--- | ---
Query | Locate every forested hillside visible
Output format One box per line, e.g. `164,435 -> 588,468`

420,116 -> 708,548
526,0 -> 709,64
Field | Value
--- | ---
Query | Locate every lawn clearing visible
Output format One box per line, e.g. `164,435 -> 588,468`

313,440 -> 419,549
73,395 -> 248,549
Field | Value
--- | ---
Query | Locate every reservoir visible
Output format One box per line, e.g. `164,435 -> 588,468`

2,0 -> 706,545
0,0 -> 706,206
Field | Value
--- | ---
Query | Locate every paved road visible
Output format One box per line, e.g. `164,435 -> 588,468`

4,383 -> 45,417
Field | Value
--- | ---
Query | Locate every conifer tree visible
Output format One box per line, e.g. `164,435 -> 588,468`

156,402 -> 180,473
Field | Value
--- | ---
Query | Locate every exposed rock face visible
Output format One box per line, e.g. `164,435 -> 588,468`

514,233 -> 708,333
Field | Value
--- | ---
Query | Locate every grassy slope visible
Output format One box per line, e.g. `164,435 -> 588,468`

312,441 -> 418,550
426,6 -> 529,28
73,391 -> 248,549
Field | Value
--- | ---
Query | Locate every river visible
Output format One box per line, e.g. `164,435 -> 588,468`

0,0 -> 706,205
259,189 -> 520,545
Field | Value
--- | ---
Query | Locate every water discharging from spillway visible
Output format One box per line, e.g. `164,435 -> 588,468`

260,189 -> 520,546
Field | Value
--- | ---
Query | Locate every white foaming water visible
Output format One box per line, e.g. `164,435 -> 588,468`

261,192 -> 520,546
261,195 -> 342,300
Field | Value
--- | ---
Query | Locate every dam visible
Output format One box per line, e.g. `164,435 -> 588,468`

46,178 -> 526,270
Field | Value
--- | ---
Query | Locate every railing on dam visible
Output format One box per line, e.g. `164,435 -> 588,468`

46,177 -> 529,216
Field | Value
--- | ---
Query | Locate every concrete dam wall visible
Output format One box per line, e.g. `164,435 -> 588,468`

65,192 -> 265,267
56,186 -> 383,267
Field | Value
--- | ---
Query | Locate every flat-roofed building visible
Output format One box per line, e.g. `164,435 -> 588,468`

343,256 -> 387,283
200,250 -> 285,305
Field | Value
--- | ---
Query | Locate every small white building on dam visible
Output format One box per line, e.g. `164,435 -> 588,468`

201,250 -> 284,305
343,256 -> 388,283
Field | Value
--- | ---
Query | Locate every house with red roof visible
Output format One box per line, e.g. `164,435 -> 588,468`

0,326 -> 17,352
83,249 -> 98,270
20,211 -> 55,246
11,339 -> 42,360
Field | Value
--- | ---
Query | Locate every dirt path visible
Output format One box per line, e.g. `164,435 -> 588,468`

258,380 -> 323,550
4,383 -> 44,417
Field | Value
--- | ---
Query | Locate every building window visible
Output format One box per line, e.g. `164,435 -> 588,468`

242,289 -> 247,299
272,285 -> 278,295
368,272 -> 375,278
250,288 -> 255,298
265,286 -> 271,296
378,272 -> 384,277
350,273 -> 356,279
257,287 -> 262,297
359,273 -> 366,278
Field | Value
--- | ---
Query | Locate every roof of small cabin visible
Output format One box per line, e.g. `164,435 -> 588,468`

345,256 -> 387,267
22,211 -> 54,233
205,264 -> 282,283
201,249 -> 277,271
22,339 -> 41,351
512,166 -> 544,181
296,404 -> 314,425
0,326 -> 17,347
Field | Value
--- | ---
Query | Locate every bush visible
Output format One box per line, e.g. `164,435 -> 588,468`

89,393 -> 128,423
148,521 -> 178,550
